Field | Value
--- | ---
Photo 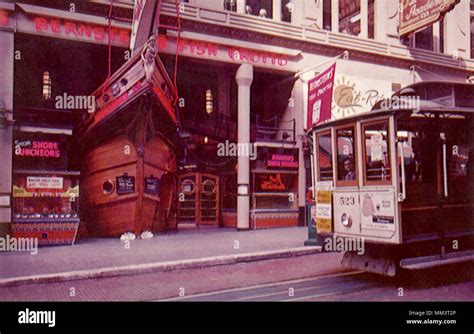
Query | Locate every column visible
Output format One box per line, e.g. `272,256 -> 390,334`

235,64 -> 253,230
0,29 -> 14,238
374,0 -> 387,42
237,0 -> 246,14
360,0 -> 368,39
294,80 -> 306,225
273,0 -> 282,21
292,0 -> 304,25
331,0 -> 339,33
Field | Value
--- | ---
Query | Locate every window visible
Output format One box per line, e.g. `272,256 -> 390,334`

323,0 -> 332,30
246,0 -> 273,18
414,25 -> 433,51
471,16 -> 474,58
368,0 -> 375,39
336,126 -> 357,185
42,71 -> 51,100
281,0 -> 293,23
224,0 -> 237,12
362,120 -> 391,185
316,131 -> 333,181
339,0 -> 361,36
439,17 -> 445,53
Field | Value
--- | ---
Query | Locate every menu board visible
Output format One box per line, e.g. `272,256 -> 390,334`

145,176 -> 160,196
116,174 -> 135,195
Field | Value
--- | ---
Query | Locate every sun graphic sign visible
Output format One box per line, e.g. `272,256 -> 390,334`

331,76 -> 393,120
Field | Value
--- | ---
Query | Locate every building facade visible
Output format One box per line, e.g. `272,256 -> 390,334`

0,0 -> 473,238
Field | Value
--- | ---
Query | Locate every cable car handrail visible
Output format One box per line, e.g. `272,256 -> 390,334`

398,142 -> 406,202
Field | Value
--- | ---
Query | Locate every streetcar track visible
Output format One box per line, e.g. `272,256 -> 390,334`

159,270 -> 379,302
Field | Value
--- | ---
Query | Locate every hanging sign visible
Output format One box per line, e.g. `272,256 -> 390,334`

399,0 -> 460,36
307,63 -> 336,129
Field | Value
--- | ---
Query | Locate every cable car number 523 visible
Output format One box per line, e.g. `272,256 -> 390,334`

340,197 -> 356,206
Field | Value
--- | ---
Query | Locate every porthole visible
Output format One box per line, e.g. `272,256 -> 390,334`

102,180 -> 115,195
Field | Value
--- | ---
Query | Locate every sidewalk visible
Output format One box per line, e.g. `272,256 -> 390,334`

0,227 -> 320,286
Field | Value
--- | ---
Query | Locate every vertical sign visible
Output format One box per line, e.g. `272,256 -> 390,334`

307,63 -> 336,129
315,181 -> 333,234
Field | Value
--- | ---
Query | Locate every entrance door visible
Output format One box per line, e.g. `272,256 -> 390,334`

397,114 -> 473,243
177,173 -> 220,227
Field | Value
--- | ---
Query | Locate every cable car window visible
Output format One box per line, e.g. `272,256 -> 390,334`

316,131 -> 333,181
362,121 -> 391,184
336,126 -> 357,185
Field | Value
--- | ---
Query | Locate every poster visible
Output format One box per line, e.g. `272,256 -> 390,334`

315,181 -> 333,234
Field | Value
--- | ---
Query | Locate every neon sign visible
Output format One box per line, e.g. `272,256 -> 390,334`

157,35 -> 289,68
267,154 -> 298,168
34,17 -> 130,45
15,140 -> 61,158
0,10 -> 9,26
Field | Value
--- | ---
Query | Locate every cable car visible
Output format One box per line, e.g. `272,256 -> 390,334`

309,81 -> 474,276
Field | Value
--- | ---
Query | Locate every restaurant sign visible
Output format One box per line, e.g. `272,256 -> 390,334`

399,0 -> 460,36
158,35 -> 291,69
27,176 -> 64,190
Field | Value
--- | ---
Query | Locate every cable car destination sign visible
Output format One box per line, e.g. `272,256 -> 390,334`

399,0 -> 460,36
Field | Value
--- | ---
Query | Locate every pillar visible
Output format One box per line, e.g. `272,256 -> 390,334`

360,0 -> 368,39
273,0 -> 282,21
235,64 -> 253,230
0,28 -> 14,238
294,80 -> 306,225
237,0 -> 246,14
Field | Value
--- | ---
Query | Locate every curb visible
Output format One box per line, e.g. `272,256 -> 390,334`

0,246 -> 321,288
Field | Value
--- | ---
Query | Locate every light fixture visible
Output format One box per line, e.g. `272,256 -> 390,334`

341,213 -> 352,227
42,71 -> 51,100
204,136 -> 209,144
205,89 -> 213,114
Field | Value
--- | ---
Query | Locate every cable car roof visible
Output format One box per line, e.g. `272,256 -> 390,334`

311,81 -> 474,130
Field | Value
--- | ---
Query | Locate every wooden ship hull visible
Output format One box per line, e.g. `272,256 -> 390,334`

76,37 -> 181,237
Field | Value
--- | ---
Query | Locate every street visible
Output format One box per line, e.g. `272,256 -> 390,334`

0,253 -> 472,302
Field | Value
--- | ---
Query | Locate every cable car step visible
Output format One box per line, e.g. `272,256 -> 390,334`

400,250 -> 474,270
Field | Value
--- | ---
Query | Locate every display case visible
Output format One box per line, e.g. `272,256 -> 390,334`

12,170 -> 80,246
250,146 -> 300,229
12,132 -> 80,246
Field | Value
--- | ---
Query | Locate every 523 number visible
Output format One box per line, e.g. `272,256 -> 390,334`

340,197 -> 355,206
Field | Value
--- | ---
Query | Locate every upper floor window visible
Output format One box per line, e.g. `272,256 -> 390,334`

246,0 -> 273,18
323,0 -> 332,30
414,25 -> 433,51
224,0 -> 237,12
339,0 -> 361,36
471,6 -> 474,58
368,0 -> 375,39
281,0 -> 293,23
